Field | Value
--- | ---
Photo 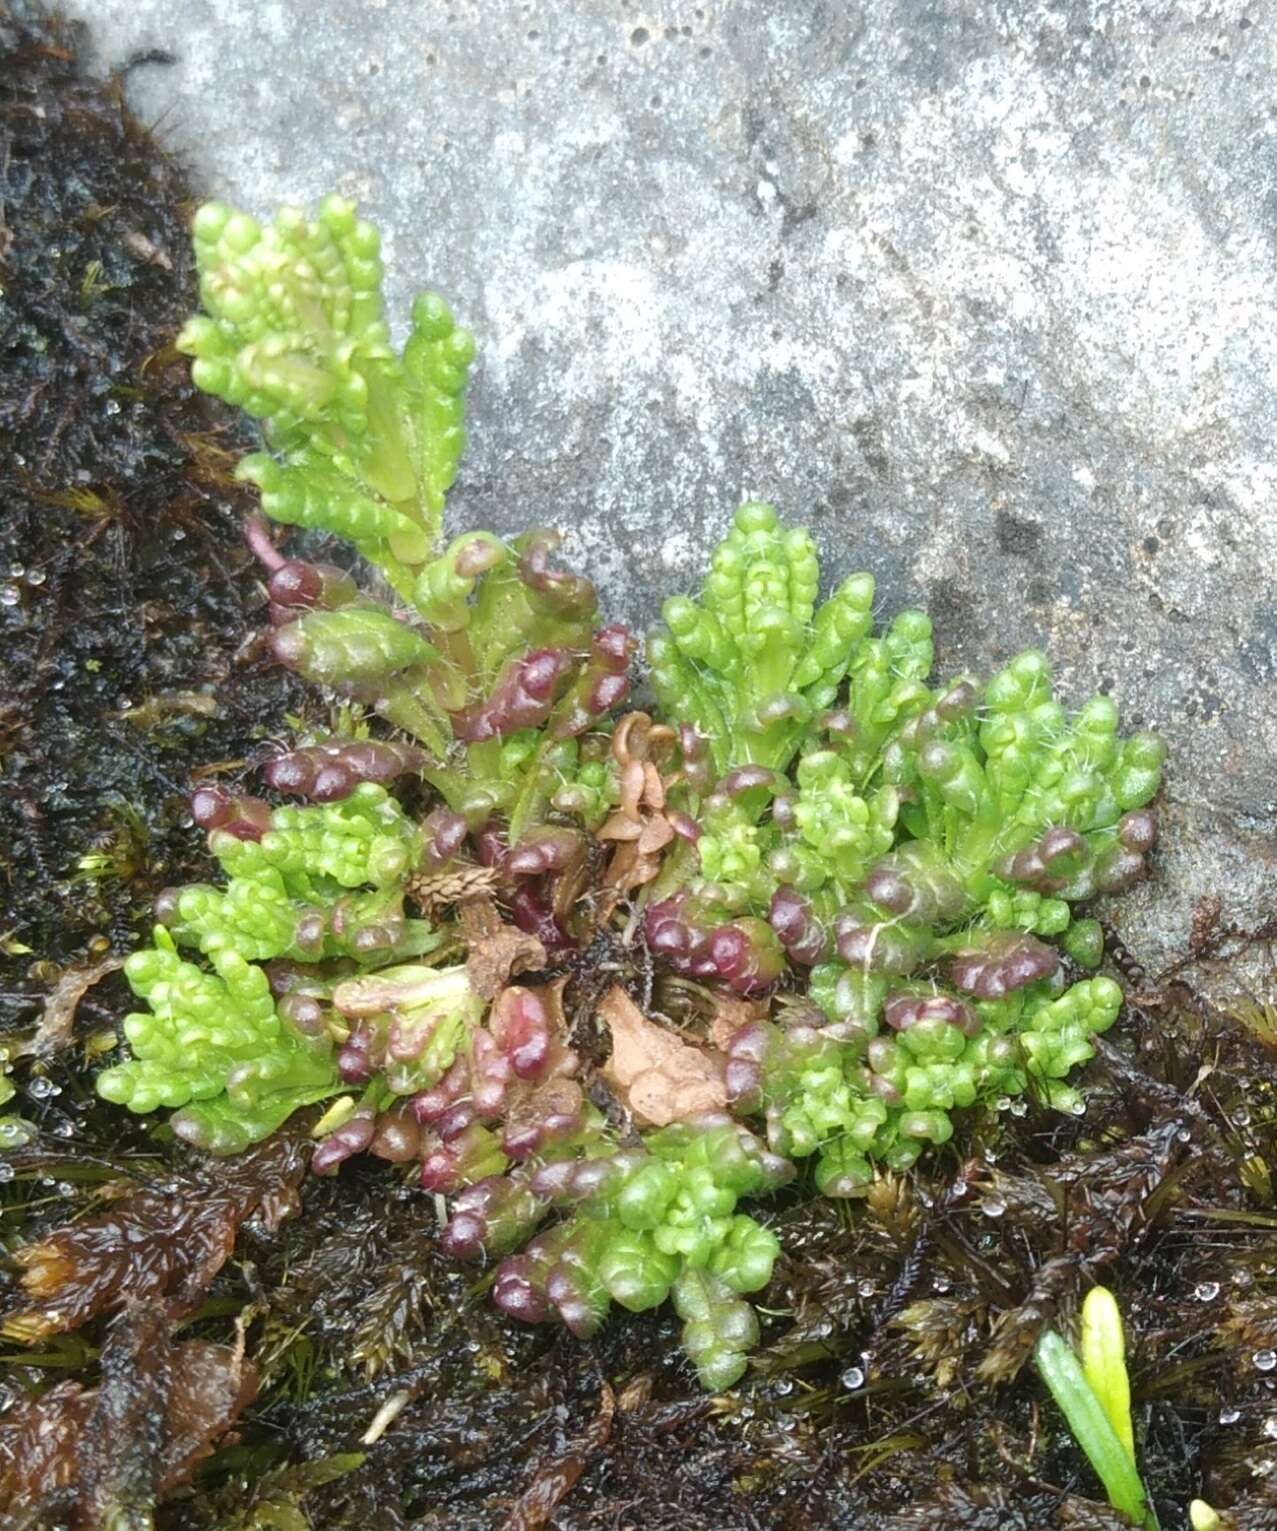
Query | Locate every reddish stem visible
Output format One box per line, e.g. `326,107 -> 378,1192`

245,512 -> 287,572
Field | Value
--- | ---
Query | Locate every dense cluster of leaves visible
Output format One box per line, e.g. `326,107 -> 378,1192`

178,195 -> 632,852
67,193 -> 1170,1396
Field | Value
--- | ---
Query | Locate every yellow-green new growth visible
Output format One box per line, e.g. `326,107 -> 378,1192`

648,501 -> 877,774
1035,1287 -> 1159,1530
97,937 -> 338,1155
1081,1285 -> 1136,1462
177,195 -> 473,574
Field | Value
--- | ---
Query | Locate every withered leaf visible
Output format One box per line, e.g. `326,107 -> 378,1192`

29,954 -> 123,1056
709,993 -> 770,1052
461,897 -> 547,1001
595,713 -> 683,912
599,985 -> 727,1128
504,1077 -> 585,1144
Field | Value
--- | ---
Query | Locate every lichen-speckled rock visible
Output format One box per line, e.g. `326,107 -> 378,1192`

76,0 -> 1276,971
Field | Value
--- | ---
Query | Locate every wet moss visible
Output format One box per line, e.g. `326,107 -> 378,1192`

0,0 -> 306,1014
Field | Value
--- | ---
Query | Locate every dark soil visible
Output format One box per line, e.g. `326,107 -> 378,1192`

2,5 -> 1277,1529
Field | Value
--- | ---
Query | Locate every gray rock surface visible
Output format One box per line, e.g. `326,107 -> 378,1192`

74,0 -> 1276,972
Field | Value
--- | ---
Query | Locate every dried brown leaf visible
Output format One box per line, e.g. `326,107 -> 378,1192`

595,712 -> 684,912
709,994 -> 770,1052
599,837 -> 666,907
596,809 -> 643,843
546,833 -> 590,937
598,986 -> 726,1128
461,897 -> 547,1001
28,954 -> 123,1056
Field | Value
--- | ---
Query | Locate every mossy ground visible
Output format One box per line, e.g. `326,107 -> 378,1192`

2,4 -> 1276,1526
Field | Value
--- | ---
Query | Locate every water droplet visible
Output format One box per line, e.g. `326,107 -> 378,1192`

8,564 -> 23,579
994,1096 -> 1011,1113
1265,1417 -> 1277,1440
27,1076 -> 54,1099
1069,1098 -> 1087,1116
0,1119 -> 35,1148
1008,1098 -> 1027,1118
1219,1406 -> 1241,1424
57,1181 -> 75,1198
1234,1108 -> 1252,1127
857,1280 -> 877,1298
1195,1282 -> 1220,1302
104,398 -> 121,415
0,586 -> 20,607
53,1120 -> 75,1138
1254,1350 -> 1276,1373
772,1378 -> 793,1396
840,1365 -> 865,1391
982,1195 -> 1007,1219
26,569 -> 46,587
1176,1127 -> 1191,1142
0,1163 -> 14,1184
933,1277 -> 951,1294
950,1179 -> 967,1197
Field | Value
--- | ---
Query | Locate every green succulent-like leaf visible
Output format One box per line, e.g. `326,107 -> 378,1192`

178,195 -> 474,566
